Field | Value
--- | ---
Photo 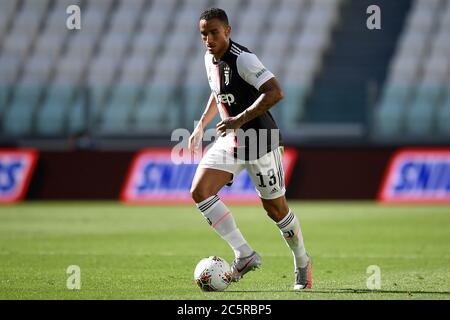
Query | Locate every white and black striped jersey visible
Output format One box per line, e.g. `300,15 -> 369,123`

204,39 -> 283,160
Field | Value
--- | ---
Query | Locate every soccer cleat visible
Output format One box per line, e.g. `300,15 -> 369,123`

294,254 -> 312,290
230,251 -> 262,282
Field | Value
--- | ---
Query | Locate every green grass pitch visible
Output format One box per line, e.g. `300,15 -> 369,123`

0,201 -> 449,300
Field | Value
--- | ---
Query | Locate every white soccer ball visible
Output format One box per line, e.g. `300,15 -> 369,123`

194,256 -> 232,292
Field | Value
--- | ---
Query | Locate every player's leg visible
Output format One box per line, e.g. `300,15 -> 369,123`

191,167 -> 232,203
247,147 -> 312,289
191,151 -> 255,264
261,196 -> 312,289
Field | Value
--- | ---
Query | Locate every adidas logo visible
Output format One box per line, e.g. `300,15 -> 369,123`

270,187 -> 278,194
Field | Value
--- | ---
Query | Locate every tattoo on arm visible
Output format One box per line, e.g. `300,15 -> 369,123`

237,78 -> 284,126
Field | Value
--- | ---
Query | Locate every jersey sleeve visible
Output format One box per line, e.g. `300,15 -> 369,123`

236,52 -> 275,90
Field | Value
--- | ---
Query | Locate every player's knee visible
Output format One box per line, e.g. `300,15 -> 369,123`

190,185 -> 213,203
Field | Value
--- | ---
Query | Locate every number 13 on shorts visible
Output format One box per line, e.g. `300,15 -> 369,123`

247,147 -> 286,200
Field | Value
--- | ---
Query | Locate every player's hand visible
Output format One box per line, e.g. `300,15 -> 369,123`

216,117 -> 241,137
188,126 -> 203,154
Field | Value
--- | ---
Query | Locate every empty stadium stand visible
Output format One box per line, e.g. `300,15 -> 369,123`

0,0 -> 343,139
374,0 -> 450,139
0,0 -> 448,147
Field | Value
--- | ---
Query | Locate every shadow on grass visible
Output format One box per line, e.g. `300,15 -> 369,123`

226,288 -> 450,295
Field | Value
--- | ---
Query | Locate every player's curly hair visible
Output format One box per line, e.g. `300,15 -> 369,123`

199,7 -> 229,25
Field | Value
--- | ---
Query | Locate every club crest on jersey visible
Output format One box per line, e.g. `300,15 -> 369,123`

224,65 -> 231,86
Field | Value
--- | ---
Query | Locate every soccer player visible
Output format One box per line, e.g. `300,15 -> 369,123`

189,8 -> 312,290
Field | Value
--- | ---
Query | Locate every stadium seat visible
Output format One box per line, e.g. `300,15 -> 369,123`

140,12 -> 170,36
210,0 -> 244,19
388,54 -> 422,83
294,28 -> 331,57
374,103 -> 406,136
88,56 -> 120,86
67,90 -> 88,134
152,56 -> 184,84
409,70 -> 447,134
119,55 -> 150,84
260,32 -> 290,59
54,55 -> 85,83
163,30 -> 196,59
98,32 -> 129,60
431,31 -> 450,58
0,0 -> 347,136
65,33 -> 97,61
86,86 -> 111,127
0,54 -> 22,84
396,32 -> 429,59
36,85 -> 75,135
79,9 -> 108,37
22,54 -> 53,83
0,0 -> 19,43
0,85 -> 10,116
280,84 -> 308,129
373,82 -> 414,135
133,83 -> 179,132
183,83 -> 211,129
405,0 -> 441,33
33,31 -> 66,61
233,0 -> 273,51
132,31 -> 161,58
373,0 -> 450,137
100,107 -> 132,132
437,94 -> 450,135
270,0 -> 306,32
100,85 -> 141,132
11,0 -> 49,37
305,4 -> 339,32
405,84 -> 442,135
87,0 -> 115,11
108,8 -> 140,36
285,53 -> 321,88
3,83 -> 42,136
1,32 -> 34,61
150,0 -> 178,11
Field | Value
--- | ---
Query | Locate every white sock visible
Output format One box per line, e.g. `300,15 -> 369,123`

197,195 -> 253,258
276,209 -> 308,269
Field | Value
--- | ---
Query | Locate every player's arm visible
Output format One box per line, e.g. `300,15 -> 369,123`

216,52 -> 283,135
236,77 -> 283,126
216,77 -> 283,134
198,92 -> 218,129
189,92 -> 218,153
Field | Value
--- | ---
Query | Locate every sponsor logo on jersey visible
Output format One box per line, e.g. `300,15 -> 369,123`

121,148 -> 298,204
0,149 -> 38,203
378,149 -> 450,203
217,93 -> 235,106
